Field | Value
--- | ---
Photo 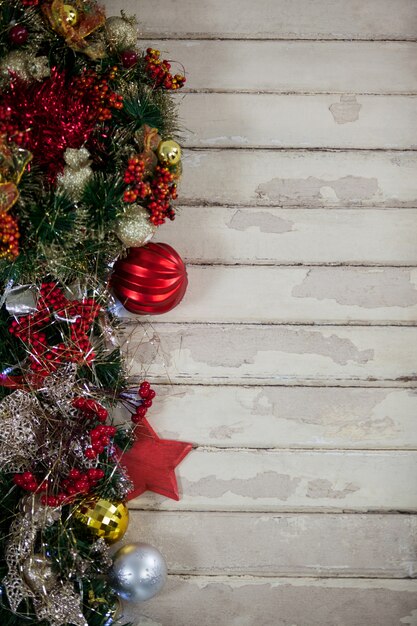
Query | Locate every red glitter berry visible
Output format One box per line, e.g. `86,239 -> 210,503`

9,24 -> 29,46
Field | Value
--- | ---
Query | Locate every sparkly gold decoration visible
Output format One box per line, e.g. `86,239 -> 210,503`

115,205 -> 156,247
0,390 -> 42,472
105,15 -> 138,51
61,4 -> 78,26
0,51 -> 50,83
74,498 -> 129,544
57,147 -> 93,201
157,139 -> 181,166
22,554 -> 58,594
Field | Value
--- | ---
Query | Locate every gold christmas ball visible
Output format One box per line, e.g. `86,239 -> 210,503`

61,5 -> 79,27
105,16 -> 138,51
73,498 -> 129,545
115,205 -> 156,247
157,140 -> 182,167
22,554 -> 57,594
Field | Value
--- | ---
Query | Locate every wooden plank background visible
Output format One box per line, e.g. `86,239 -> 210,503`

105,1 -> 417,624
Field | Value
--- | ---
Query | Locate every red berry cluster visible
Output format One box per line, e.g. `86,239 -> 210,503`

145,48 -> 186,90
72,396 -> 117,459
13,467 -> 106,506
73,67 -> 123,122
123,158 -> 177,225
9,282 -> 100,376
131,381 -> 156,424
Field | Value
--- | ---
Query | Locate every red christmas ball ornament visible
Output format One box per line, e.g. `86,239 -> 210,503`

9,24 -> 29,46
121,50 -> 138,68
112,242 -> 188,315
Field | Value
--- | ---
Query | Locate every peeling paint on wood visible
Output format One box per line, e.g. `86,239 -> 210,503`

130,449 -> 417,512
125,511 -> 417,577
107,0 -> 417,40
144,385 -> 417,448
123,324 -> 417,385
117,266 -> 417,324
180,150 -> 417,208
179,94 -> 417,149
154,207 -> 417,265
122,577 -> 417,626
139,40 -> 417,94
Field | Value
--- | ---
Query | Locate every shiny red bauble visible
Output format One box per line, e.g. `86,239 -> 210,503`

9,24 -> 29,45
121,50 -> 138,68
112,242 -> 188,315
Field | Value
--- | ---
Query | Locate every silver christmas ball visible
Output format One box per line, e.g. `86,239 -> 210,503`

115,205 -> 156,247
105,16 -> 138,51
109,542 -> 167,603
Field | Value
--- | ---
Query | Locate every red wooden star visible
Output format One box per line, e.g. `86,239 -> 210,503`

120,418 -> 193,501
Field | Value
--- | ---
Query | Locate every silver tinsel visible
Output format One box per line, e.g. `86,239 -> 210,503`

3,495 -> 88,626
0,391 -> 42,472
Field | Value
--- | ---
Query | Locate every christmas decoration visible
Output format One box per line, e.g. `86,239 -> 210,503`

73,498 -> 129,544
115,204 -> 157,247
109,543 -> 167,603
112,242 -> 188,315
119,417 -> 193,501
0,1 -> 192,624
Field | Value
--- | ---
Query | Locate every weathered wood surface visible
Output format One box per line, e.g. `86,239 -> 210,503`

123,577 -> 417,626
180,150 -> 417,208
118,266 -> 417,324
111,0 -> 417,41
179,94 -> 417,149
155,207 -> 417,266
124,324 -> 417,386
130,449 -> 417,512
143,385 -> 417,449
126,511 -> 417,577
143,41 -> 417,94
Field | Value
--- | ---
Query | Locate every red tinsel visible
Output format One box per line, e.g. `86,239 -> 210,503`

0,70 -> 97,182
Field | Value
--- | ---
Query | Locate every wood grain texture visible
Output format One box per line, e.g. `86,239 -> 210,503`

126,511 -> 417,577
181,150 -> 417,208
130,449 -> 417,512
123,577 -> 417,626
108,0 -> 417,40
179,94 -> 417,149
123,324 -> 417,385
154,207 -> 417,266
141,385 -> 417,449
117,266 -> 417,324
142,41 -> 417,94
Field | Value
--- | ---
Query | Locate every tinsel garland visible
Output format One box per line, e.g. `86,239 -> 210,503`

0,1 -> 192,625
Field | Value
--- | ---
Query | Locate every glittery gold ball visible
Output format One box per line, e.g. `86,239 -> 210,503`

22,554 -> 57,594
105,16 -> 138,51
73,498 -> 129,544
115,205 -> 156,247
62,5 -> 78,27
157,140 -> 182,166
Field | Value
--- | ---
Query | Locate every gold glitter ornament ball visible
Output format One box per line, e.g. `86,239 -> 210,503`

22,554 -> 57,594
157,140 -> 182,166
105,16 -> 138,51
73,498 -> 129,544
61,5 -> 78,26
116,205 -> 157,247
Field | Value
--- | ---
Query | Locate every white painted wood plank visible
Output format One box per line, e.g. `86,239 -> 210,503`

117,266 -> 417,324
123,324 -> 417,385
123,577 -> 417,626
129,449 -> 417,512
179,94 -> 417,149
155,207 -> 417,266
108,0 -> 417,41
126,511 -> 417,577
140,385 -> 417,449
142,41 -> 417,94
180,150 -> 417,208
